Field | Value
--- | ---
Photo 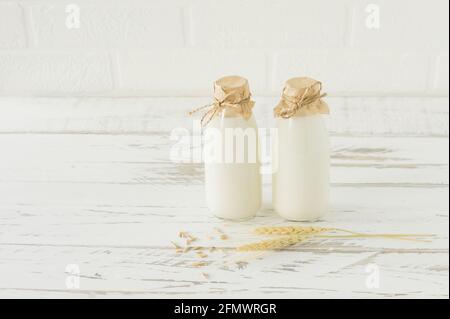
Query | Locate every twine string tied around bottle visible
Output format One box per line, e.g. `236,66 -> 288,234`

189,94 -> 252,128
276,81 -> 327,119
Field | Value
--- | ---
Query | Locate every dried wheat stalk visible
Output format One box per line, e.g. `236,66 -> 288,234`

237,226 -> 433,251
236,235 -> 309,252
175,226 -> 433,258
196,251 -> 208,258
192,261 -> 209,267
235,227 -> 329,251
254,226 -> 331,236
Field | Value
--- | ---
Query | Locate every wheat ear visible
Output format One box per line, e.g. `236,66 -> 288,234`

236,235 -> 309,252
254,226 -> 432,242
254,226 -> 331,236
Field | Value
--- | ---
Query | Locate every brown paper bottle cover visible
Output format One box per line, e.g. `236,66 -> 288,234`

190,75 -> 255,127
274,77 -> 329,118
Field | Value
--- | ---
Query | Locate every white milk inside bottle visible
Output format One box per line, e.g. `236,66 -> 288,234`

273,77 -> 330,221
200,76 -> 261,220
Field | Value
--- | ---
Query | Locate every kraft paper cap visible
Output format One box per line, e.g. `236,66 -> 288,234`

189,75 -> 255,127
274,77 -> 329,118
214,75 -> 253,105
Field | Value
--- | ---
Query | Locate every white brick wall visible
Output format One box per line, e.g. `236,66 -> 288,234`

0,0 -> 448,97
189,0 -> 347,49
0,52 -> 113,95
30,3 -> 185,49
0,2 -> 26,49
118,49 -> 268,96
272,51 -> 431,95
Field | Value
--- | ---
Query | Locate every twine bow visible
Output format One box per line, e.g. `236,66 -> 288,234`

275,81 -> 327,119
189,95 -> 252,127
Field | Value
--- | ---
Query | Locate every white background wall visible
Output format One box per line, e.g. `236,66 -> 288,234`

0,0 -> 448,97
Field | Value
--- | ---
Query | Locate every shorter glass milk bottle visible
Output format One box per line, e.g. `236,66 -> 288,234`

193,75 -> 261,220
273,77 -> 330,221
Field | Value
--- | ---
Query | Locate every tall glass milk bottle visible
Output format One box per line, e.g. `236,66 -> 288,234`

273,77 -> 330,221
200,76 -> 261,220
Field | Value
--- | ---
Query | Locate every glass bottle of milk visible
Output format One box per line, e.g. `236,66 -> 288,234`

199,75 -> 261,220
273,77 -> 330,221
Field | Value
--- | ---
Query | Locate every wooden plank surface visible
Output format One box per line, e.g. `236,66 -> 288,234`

0,97 -> 448,298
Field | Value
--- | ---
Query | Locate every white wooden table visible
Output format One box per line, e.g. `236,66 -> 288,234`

0,97 -> 448,298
